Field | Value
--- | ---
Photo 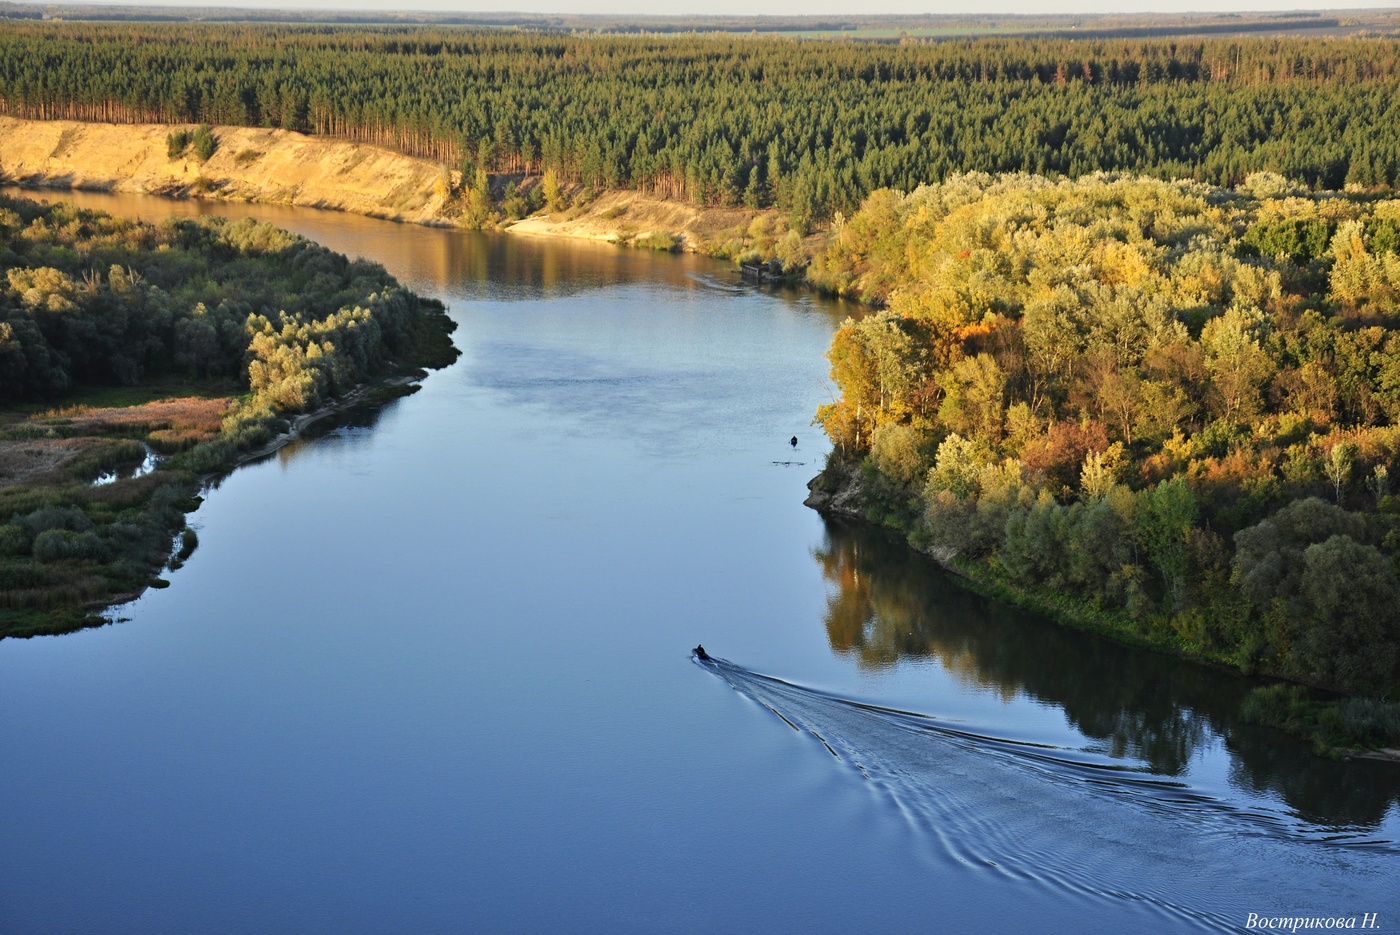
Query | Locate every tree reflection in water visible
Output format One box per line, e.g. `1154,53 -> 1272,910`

814,516 -> 1400,829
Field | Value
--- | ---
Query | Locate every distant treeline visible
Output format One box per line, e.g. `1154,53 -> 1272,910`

3,25 -> 1400,224
0,7 -> 1379,33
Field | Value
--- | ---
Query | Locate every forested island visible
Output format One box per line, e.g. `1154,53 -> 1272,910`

2,20 -> 1400,752
803,172 -> 1400,753
0,193 -> 457,636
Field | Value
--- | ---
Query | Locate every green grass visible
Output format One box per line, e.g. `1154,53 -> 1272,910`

0,605 -> 104,638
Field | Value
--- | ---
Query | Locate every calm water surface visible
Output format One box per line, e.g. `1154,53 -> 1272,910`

1,190 -> 1397,934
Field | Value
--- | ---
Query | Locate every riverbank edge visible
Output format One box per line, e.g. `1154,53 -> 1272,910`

0,116 -> 782,257
0,281 -> 459,641
803,459 -> 1400,762
224,372 -> 421,474
0,372 -> 433,640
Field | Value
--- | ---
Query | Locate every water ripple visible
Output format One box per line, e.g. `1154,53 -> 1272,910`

700,655 -> 1398,933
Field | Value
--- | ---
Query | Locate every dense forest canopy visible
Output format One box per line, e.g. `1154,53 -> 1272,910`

0,195 -> 440,417
807,172 -> 1400,699
3,25 -> 1400,224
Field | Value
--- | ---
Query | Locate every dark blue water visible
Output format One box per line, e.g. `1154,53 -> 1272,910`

1,191 -> 1396,934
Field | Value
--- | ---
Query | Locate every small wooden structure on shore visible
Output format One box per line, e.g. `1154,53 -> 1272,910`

740,262 -> 787,283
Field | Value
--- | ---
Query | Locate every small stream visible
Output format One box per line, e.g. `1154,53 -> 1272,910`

90,443 -> 159,486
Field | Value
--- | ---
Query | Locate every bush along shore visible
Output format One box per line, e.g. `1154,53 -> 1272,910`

803,172 -> 1400,759
0,193 -> 458,637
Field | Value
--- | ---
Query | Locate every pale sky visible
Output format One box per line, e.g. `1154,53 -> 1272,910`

40,0 -> 1400,19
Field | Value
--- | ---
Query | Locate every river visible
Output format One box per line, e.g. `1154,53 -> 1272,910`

1,189 -> 1396,934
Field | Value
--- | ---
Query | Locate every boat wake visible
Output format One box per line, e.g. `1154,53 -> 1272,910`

686,272 -> 747,293
698,655 -> 1398,933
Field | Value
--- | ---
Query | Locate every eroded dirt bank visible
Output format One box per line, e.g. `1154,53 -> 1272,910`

0,116 -> 455,224
0,117 -> 774,250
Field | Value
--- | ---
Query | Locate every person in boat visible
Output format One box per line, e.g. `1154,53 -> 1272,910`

694,645 -> 710,661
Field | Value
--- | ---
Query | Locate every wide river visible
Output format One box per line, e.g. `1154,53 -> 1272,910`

2,190 -> 1397,934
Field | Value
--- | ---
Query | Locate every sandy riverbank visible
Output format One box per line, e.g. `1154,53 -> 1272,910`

504,189 -> 766,252
0,116 -> 452,224
0,116 -> 774,251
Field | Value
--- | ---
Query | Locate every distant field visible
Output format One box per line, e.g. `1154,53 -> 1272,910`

777,19 -> 1374,41
5,4 -> 1400,38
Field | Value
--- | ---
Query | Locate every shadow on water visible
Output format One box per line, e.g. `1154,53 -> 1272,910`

810,517 -> 1400,830
268,387 -> 413,470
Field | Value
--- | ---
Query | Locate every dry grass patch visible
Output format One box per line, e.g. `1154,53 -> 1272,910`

40,397 -> 229,434
2,396 -> 229,488
0,438 -> 108,488
147,427 -> 218,452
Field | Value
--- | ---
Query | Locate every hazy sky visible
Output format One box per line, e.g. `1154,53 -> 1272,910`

44,0 -> 1400,17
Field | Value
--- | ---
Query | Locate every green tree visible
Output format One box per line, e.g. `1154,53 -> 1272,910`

541,168 -> 565,212
1137,477 -> 1198,610
1298,535 -> 1400,691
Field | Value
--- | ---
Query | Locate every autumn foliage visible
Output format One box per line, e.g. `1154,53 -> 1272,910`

813,173 -> 1400,696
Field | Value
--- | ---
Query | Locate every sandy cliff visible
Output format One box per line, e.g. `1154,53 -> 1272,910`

0,117 -> 453,224
0,116 -> 775,251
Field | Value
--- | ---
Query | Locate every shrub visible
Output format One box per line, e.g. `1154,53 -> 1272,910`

1240,683 -> 1309,729
0,562 -> 56,590
192,125 -> 217,162
0,524 -> 29,555
15,504 -> 91,538
177,527 -> 198,561
170,439 -> 237,474
32,528 -> 111,563
1318,698 -> 1400,748
166,129 -> 192,158
1242,683 -> 1400,751
634,231 -> 679,252
63,438 -> 147,481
